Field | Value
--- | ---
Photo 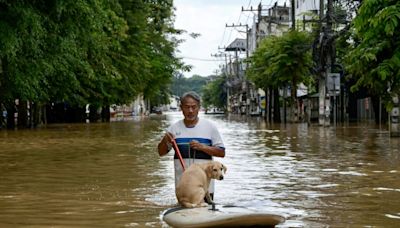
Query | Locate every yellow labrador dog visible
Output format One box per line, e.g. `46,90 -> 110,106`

176,161 -> 227,208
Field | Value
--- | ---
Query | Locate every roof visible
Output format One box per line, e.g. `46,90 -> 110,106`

225,38 -> 247,52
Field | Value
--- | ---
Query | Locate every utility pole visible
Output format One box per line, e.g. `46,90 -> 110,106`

226,23 -> 249,115
214,50 -> 231,112
317,0 -> 335,126
241,4 -> 268,48
283,0 -> 296,124
218,47 -> 233,78
241,5 -> 257,52
326,0 -> 333,127
320,0 -> 324,20
318,0 -> 326,126
241,6 -> 260,116
219,47 -> 234,79
211,52 -> 228,74
291,0 -> 295,30
242,4 -> 271,116
225,23 -> 249,59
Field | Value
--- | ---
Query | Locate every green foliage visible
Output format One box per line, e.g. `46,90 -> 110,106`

0,0 -> 185,110
246,35 -> 278,90
345,0 -> 400,107
247,30 -> 314,99
170,74 -> 209,98
202,75 -> 227,111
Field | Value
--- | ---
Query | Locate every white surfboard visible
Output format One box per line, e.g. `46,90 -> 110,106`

162,204 -> 285,228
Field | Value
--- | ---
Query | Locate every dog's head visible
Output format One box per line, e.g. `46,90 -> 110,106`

207,161 -> 227,180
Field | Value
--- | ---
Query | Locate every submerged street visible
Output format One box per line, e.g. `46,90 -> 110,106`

1,112 -> 400,227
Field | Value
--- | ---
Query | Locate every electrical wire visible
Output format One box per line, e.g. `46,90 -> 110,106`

245,0 -> 252,25
178,56 -> 225,62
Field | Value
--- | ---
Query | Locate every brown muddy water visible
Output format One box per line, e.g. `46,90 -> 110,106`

0,112 -> 399,227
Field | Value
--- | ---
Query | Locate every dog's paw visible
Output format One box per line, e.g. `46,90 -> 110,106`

181,202 -> 197,208
200,202 -> 208,207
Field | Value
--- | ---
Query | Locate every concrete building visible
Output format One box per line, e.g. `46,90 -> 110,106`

223,38 -> 247,114
222,2 -> 293,117
294,0 -> 320,19
246,2 -> 291,117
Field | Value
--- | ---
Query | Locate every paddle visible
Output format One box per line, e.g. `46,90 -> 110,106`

166,132 -> 186,171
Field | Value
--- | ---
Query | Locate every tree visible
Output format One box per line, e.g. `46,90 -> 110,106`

0,0 -> 130,125
246,35 -> 280,122
0,0 -> 186,127
0,1 -> 49,127
345,0 -> 400,110
202,75 -> 227,112
170,74 -> 208,98
141,0 -> 186,107
247,31 -> 314,122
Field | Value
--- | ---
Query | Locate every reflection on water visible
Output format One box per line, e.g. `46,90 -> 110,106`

0,113 -> 399,227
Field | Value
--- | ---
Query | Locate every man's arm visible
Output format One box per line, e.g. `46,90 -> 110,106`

189,141 -> 225,158
157,133 -> 173,156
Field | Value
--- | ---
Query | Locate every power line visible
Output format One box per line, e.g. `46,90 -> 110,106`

245,0 -> 252,25
219,26 -> 227,48
178,56 -> 225,62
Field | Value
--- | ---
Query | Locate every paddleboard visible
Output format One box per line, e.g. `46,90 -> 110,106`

162,204 -> 285,228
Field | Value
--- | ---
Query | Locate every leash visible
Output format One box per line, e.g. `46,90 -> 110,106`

166,133 -> 186,171
172,139 -> 186,171
188,143 -> 197,166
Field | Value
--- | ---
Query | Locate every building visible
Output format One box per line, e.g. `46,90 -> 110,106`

246,2 -> 291,118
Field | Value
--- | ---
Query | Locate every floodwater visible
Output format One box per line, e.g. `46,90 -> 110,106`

0,112 -> 399,227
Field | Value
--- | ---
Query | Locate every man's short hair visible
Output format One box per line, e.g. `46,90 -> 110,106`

180,91 -> 201,105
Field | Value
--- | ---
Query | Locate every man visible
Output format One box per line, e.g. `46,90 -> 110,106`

158,91 -> 225,201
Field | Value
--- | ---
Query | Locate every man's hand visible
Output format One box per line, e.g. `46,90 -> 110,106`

158,132 -> 175,156
190,140 -> 225,158
190,140 -> 206,151
164,132 -> 175,143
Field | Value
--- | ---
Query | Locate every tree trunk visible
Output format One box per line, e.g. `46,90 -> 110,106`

101,105 -> 110,122
66,106 -> 86,123
263,87 -> 269,122
268,87 -> 273,123
46,103 -> 65,123
42,104 -> 47,125
31,102 -> 41,128
371,95 -> 388,124
17,100 -> 28,128
6,102 -> 16,129
0,102 -> 4,129
89,104 -> 101,123
273,88 -> 281,123
291,84 -> 298,123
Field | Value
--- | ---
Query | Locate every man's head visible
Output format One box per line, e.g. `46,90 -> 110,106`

180,91 -> 201,122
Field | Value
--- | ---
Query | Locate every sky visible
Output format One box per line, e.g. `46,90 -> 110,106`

173,0 -> 288,77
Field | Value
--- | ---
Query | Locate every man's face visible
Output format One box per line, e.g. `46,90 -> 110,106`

180,97 -> 200,121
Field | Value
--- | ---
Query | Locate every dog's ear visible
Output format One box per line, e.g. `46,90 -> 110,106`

207,164 -> 213,178
222,164 -> 227,173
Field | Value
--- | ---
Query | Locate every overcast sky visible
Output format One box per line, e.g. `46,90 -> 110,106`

173,0 -> 288,77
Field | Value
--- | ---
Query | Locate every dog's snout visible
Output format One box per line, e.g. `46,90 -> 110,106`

219,176 -> 224,180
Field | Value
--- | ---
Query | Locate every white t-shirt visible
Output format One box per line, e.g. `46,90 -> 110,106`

167,118 -> 225,193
